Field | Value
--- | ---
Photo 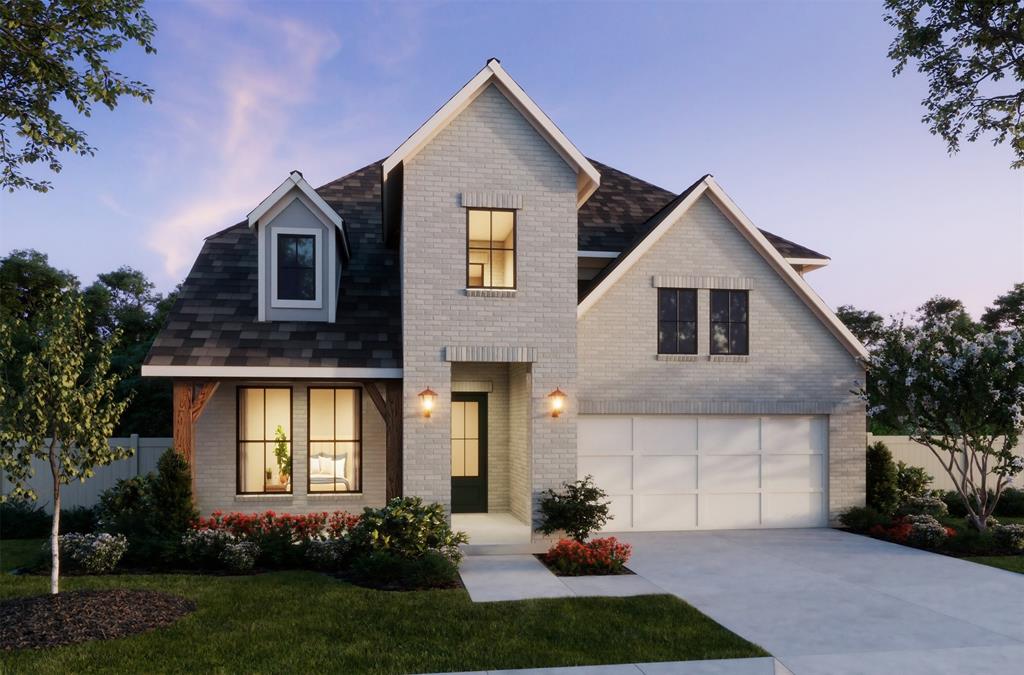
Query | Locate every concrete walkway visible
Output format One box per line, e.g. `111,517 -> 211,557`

459,554 -> 663,602
624,529 -> 1024,674
429,656 -> 788,674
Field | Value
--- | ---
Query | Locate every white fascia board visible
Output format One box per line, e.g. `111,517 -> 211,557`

576,177 -> 868,362
141,365 -> 403,379
382,60 -> 601,207
578,250 -> 621,258
247,172 -> 349,258
785,257 -> 830,269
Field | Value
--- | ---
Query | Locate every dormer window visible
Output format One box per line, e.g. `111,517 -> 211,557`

467,208 -> 516,289
271,228 -> 322,308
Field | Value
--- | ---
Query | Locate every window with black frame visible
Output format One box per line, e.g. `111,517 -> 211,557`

710,290 -> 749,355
237,387 -> 292,494
308,387 -> 361,493
277,233 -> 316,300
467,208 -> 515,288
658,288 -> 698,354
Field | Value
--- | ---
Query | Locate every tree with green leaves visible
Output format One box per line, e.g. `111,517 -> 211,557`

0,0 -> 157,192
915,295 -> 977,334
884,0 -> 1024,168
863,317 -> 1024,531
982,282 -> 1024,331
0,291 -> 132,593
836,305 -> 886,348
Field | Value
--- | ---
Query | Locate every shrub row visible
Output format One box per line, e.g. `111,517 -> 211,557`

543,537 -> 632,576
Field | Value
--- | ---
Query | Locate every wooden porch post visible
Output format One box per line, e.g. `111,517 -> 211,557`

365,381 -> 404,500
173,380 -> 220,495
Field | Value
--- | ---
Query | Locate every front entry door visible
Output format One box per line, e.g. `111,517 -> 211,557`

451,393 -> 487,513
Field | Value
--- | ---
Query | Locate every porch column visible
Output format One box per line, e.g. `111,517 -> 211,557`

172,380 -> 220,492
365,380 -> 404,500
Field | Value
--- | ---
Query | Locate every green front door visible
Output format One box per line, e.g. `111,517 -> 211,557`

451,393 -> 487,513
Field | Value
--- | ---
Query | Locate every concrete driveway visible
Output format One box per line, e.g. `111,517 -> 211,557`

623,528 -> 1024,675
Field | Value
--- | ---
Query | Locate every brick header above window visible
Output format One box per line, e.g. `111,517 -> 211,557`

652,275 -> 755,290
460,191 -> 524,209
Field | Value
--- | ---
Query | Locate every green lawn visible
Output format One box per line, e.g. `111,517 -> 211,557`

966,556 -> 1024,574
0,540 -> 766,674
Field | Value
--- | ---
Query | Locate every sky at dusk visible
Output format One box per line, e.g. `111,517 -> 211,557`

1,0 -> 1021,319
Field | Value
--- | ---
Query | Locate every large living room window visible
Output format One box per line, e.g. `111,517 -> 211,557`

710,289 -> 749,355
308,387 -> 361,493
658,288 -> 698,354
237,387 -> 292,494
467,208 -> 515,288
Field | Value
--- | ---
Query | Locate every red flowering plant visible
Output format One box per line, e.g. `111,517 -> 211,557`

191,510 -> 360,568
543,536 -> 632,576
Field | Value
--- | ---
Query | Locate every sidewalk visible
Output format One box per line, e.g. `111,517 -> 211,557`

425,656 -> 791,674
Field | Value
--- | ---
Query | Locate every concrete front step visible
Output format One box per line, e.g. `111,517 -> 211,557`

461,541 -> 548,556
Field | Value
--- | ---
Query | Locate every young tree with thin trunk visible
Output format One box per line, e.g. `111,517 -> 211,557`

864,318 -> 1024,530
0,291 -> 131,593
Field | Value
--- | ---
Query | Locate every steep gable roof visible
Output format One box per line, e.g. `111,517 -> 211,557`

578,176 -> 868,361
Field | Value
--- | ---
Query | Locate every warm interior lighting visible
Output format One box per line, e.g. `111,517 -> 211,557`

547,387 -> 567,418
418,388 -> 438,418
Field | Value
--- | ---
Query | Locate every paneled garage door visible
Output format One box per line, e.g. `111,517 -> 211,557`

578,415 -> 828,531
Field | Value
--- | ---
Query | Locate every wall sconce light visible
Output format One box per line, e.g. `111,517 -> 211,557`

547,387 -> 567,418
418,388 -> 437,418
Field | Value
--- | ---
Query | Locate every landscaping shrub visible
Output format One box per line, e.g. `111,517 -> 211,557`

995,487 -> 1024,517
866,442 -> 899,515
305,537 -> 350,570
348,497 -> 467,564
50,533 -> 129,574
180,528 -> 262,573
895,462 -> 932,503
543,537 -> 632,576
896,495 -> 948,518
904,515 -> 951,549
839,506 -> 890,532
196,510 -> 360,568
937,490 -> 969,518
992,524 -> 1024,553
943,525 -> 997,556
150,449 -> 198,535
0,499 -> 50,539
348,550 -> 459,590
537,475 -> 611,542
60,506 -> 98,534
219,540 -> 260,573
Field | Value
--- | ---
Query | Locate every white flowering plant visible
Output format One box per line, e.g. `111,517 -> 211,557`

52,532 -> 129,574
863,318 -> 1024,531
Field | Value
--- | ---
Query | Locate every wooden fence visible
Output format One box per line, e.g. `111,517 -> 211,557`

871,434 -> 1024,492
1,437 -> 173,511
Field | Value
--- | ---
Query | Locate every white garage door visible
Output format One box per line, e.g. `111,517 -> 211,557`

578,415 -> 828,531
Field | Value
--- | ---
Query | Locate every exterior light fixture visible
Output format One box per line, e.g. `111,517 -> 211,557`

418,388 -> 438,418
547,387 -> 567,418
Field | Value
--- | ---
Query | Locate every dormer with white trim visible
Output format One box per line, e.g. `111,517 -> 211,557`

248,171 -> 350,323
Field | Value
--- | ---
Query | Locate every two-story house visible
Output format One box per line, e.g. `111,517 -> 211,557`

142,59 -> 867,544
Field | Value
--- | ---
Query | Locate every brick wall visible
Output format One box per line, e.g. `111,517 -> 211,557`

578,195 -> 867,519
401,84 -> 578,518
193,381 -> 387,515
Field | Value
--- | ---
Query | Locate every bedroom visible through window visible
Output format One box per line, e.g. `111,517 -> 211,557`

237,387 -> 292,494
308,387 -> 361,493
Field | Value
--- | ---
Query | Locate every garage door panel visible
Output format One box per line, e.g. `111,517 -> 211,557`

701,455 -> 760,491
578,416 -> 632,455
636,494 -> 697,531
763,492 -> 825,527
604,495 -> 632,531
762,416 -> 826,454
635,455 -> 697,493
633,416 -> 697,453
702,493 -> 760,529
699,417 -> 760,453
763,455 -> 823,491
579,456 -> 632,494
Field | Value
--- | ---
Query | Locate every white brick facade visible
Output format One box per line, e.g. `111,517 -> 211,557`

578,195 -> 866,519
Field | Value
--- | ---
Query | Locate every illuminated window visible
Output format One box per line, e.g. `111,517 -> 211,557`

467,208 -> 515,288
308,387 -> 361,493
237,387 -> 292,494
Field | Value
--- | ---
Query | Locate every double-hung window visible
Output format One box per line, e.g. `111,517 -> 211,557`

710,290 -> 749,355
237,387 -> 292,494
308,387 -> 362,493
658,288 -> 698,354
467,208 -> 515,288
272,228 -> 321,307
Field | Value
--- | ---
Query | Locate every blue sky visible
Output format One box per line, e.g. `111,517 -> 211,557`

1,0 -> 1020,318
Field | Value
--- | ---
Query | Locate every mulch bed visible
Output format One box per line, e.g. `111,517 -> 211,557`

0,589 -> 195,651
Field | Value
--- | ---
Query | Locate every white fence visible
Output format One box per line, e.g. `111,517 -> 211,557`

1,437 -> 173,511
872,434 -> 1024,492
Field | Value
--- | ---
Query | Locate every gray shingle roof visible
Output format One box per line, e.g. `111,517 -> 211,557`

146,159 -> 827,370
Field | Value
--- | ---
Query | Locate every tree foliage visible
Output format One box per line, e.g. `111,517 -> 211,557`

884,0 -> 1024,168
0,0 -> 157,192
0,290 -> 132,593
863,317 -> 1024,531
836,305 -> 886,348
982,282 -> 1024,332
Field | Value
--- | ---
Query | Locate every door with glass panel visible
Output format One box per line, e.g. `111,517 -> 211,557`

451,393 -> 487,513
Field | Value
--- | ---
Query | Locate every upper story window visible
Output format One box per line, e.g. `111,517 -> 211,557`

658,288 -> 697,354
467,208 -> 515,289
271,228 -> 323,309
710,290 -> 749,355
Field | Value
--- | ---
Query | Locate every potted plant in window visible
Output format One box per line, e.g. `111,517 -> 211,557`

273,425 -> 290,487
